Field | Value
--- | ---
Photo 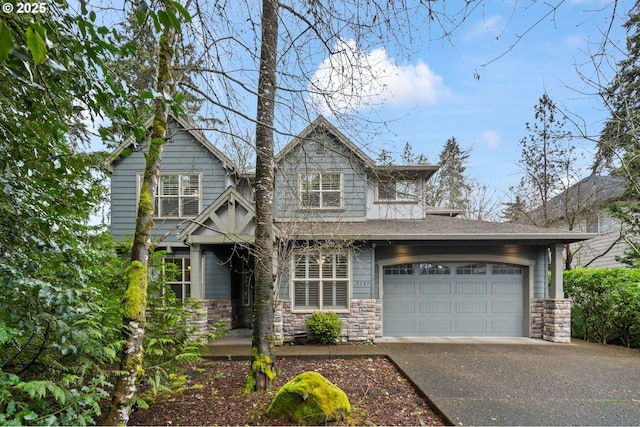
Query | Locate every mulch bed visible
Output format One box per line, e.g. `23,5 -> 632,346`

127,357 -> 445,426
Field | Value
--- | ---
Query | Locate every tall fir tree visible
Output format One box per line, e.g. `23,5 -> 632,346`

596,3 -> 640,266
425,137 -> 471,212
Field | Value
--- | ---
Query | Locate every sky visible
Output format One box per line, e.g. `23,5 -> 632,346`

91,0 -> 633,216
301,0 -> 633,204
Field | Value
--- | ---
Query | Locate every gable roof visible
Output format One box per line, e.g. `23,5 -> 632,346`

275,115 -> 375,167
521,175 -> 628,225
177,186 -> 280,244
279,216 -> 595,245
110,113 -> 237,172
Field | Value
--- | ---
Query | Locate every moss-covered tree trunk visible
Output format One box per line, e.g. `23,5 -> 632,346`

104,6 -> 177,425
248,0 -> 279,392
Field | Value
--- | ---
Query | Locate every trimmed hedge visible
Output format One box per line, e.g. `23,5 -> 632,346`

564,268 -> 640,348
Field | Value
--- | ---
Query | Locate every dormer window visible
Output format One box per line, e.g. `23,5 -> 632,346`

377,179 -> 417,202
300,172 -> 342,209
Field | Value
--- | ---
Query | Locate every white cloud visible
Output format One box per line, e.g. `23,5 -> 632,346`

479,129 -> 501,148
308,39 -> 448,116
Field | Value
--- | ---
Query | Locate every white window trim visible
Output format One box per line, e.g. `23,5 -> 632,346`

298,171 -> 343,210
290,249 -> 351,313
137,172 -> 202,219
376,179 -> 418,203
162,255 -> 191,301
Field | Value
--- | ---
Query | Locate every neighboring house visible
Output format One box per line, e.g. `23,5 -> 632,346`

110,114 -> 593,343
518,175 -> 630,268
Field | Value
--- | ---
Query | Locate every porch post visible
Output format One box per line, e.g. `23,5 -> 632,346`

549,243 -> 564,299
543,243 -> 571,343
190,244 -> 203,299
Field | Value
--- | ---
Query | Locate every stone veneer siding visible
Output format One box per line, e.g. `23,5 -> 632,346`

531,298 -> 571,343
530,299 -> 544,339
202,299 -> 232,332
542,298 -> 572,343
275,299 -> 382,343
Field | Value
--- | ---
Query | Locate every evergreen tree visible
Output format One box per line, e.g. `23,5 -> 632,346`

509,93 -> 575,225
425,137 -> 471,212
596,3 -> 640,266
377,148 -> 393,165
401,142 -> 416,164
104,7 -> 203,123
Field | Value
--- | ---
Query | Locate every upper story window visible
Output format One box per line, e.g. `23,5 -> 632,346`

586,214 -> 614,234
300,172 -> 342,209
377,179 -> 417,202
154,174 -> 201,218
292,250 -> 349,311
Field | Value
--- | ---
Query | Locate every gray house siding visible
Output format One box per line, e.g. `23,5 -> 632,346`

204,248 -> 231,299
352,245 -> 377,299
110,120 -> 231,244
275,133 -> 367,220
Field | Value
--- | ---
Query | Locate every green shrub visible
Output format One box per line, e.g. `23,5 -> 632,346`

306,312 -> 342,344
564,267 -> 640,348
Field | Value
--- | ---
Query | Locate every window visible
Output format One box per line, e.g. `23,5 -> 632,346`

293,250 -> 349,310
456,263 -> 486,275
155,174 -> 200,218
420,263 -> 450,275
384,264 -> 414,275
492,264 -> 523,275
586,214 -> 614,234
300,172 -> 342,209
378,179 -> 417,201
163,256 -> 191,300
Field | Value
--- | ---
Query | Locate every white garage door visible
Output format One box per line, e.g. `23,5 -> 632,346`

383,262 -> 524,337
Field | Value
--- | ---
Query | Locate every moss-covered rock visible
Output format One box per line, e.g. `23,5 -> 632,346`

266,371 -> 350,425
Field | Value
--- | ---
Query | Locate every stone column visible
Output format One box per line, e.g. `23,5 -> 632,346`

542,298 -> 571,343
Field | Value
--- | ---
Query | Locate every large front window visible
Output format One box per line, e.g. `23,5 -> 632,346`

378,179 -> 417,201
155,174 -> 200,218
292,250 -> 349,310
300,172 -> 342,209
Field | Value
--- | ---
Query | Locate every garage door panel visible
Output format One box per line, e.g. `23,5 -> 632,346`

419,319 -> 452,334
384,262 -> 524,337
420,301 -> 451,314
455,319 -> 488,334
455,282 -> 488,294
492,300 -> 523,314
385,282 -> 416,295
455,301 -> 488,313
420,282 -> 451,294
491,320 -> 520,334
492,282 -> 521,294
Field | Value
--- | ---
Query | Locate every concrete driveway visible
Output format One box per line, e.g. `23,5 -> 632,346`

378,339 -> 640,426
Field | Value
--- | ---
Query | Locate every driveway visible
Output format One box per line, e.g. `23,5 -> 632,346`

378,339 -> 640,426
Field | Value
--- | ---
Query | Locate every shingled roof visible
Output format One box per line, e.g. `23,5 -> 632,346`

278,215 -> 594,244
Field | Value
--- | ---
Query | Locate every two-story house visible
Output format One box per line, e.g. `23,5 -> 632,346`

111,114 -> 593,343
517,175 -> 630,268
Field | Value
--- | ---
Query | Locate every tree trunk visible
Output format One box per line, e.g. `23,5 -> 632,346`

104,9 -> 176,424
248,0 -> 279,392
